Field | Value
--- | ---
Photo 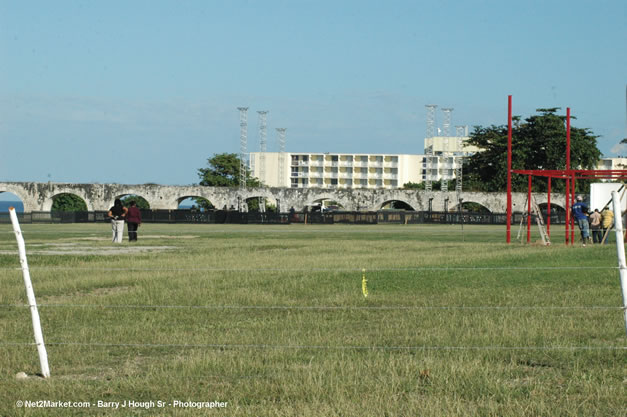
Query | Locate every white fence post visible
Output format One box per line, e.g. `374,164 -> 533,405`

9,207 -> 50,378
610,191 -> 627,337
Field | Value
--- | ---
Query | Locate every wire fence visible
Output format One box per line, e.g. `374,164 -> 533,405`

0,209 -> 571,226
1,222 -> 624,363
1,264 -> 624,353
0,266 -> 619,271
0,303 -> 622,310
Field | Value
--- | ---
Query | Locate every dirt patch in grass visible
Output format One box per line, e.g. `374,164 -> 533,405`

0,243 -> 176,256
68,235 -> 199,241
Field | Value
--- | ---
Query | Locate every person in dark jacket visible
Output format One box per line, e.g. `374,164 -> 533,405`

125,201 -> 142,242
107,199 -> 127,243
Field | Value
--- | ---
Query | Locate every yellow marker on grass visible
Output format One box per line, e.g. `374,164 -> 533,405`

362,268 -> 368,298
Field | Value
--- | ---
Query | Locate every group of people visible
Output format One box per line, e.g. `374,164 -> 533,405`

107,199 -> 142,243
571,196 -> 614,246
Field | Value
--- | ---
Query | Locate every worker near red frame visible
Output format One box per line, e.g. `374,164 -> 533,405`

571,195 -> 590,246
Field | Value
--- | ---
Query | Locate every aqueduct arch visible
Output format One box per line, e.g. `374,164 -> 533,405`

0,181 -> 568,214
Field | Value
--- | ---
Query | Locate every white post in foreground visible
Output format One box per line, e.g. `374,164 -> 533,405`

610,191 -> 627,337
9,207 -> 50,378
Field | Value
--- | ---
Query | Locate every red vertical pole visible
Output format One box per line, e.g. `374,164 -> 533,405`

571,174 -> 576,244
547,177 -> 551,237
564,178 -> 570,245
506,95 -> 513,243
566,107 -> 572,245
566,108 -> 571,170
566,109 -> 574,245
527,175 -> 532,243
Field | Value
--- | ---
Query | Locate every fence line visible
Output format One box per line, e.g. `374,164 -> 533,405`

0,266 -> 617,272
0,228 -> 568,235
0,209 -> 570,226
0,303 -> 622,310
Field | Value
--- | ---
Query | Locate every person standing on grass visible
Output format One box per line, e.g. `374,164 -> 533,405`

107,199 -> 127,243
589,208 -> 602,244
601,206 -> 614,244
126,200 -> 142,242
571,195 -> 590,246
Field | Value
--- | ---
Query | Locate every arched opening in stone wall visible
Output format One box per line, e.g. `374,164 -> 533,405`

178,196 -> 215,211
456,201 -> 491,214
380,200 -> 415,211
538,203 -> 566,220
0,191 -> 24,213
309,198 -> 344,212
117,194 -> 150,209
245,196 -> 278,213
51,193 -> 88,212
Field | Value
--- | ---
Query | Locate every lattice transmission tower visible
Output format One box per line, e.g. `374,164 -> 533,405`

257,111 -> 269,184
237,107 -> 249,189
255,111 -> 269,212
424,104 -> 438,192
441,108 -> 454,192
276,128 -> 287,188
455,125 -> 466,195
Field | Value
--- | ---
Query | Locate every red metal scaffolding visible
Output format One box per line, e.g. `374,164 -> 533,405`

506,96 -> 627,244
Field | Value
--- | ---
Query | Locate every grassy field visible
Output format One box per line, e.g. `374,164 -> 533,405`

0,223 -> 625,416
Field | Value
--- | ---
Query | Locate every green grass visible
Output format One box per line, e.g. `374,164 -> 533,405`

0,223 -> 624,416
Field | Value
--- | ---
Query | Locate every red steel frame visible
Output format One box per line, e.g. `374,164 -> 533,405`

506,96 -> 513,243
506,98 -> 627,244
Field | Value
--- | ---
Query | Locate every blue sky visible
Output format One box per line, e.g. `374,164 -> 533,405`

1,0 -> 625,186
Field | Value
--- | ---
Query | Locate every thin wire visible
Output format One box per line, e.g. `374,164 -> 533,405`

0,228 -> 533,234
0,266 -> 617,272
0,341 -> 623,351
0,303 -> 622,311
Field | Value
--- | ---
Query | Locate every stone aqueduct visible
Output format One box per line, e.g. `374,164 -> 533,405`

0,182 -> 567,214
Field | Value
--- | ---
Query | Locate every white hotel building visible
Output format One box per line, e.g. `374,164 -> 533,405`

249,136 -> 480,189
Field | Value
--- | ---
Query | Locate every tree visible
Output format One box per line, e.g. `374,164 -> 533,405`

402,179 -> 457,191
197,153 -> 262,210
197,153 -> 261,187
245,197 -> 277,212
459,202 -> 490,214
463,108 -> 601,193
51,194 -> 87,211
188,197 -> 214,211
402,182 -> 423,190
120,195 -> 150,209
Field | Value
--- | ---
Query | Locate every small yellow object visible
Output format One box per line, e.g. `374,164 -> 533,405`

361,268 -> 368,298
